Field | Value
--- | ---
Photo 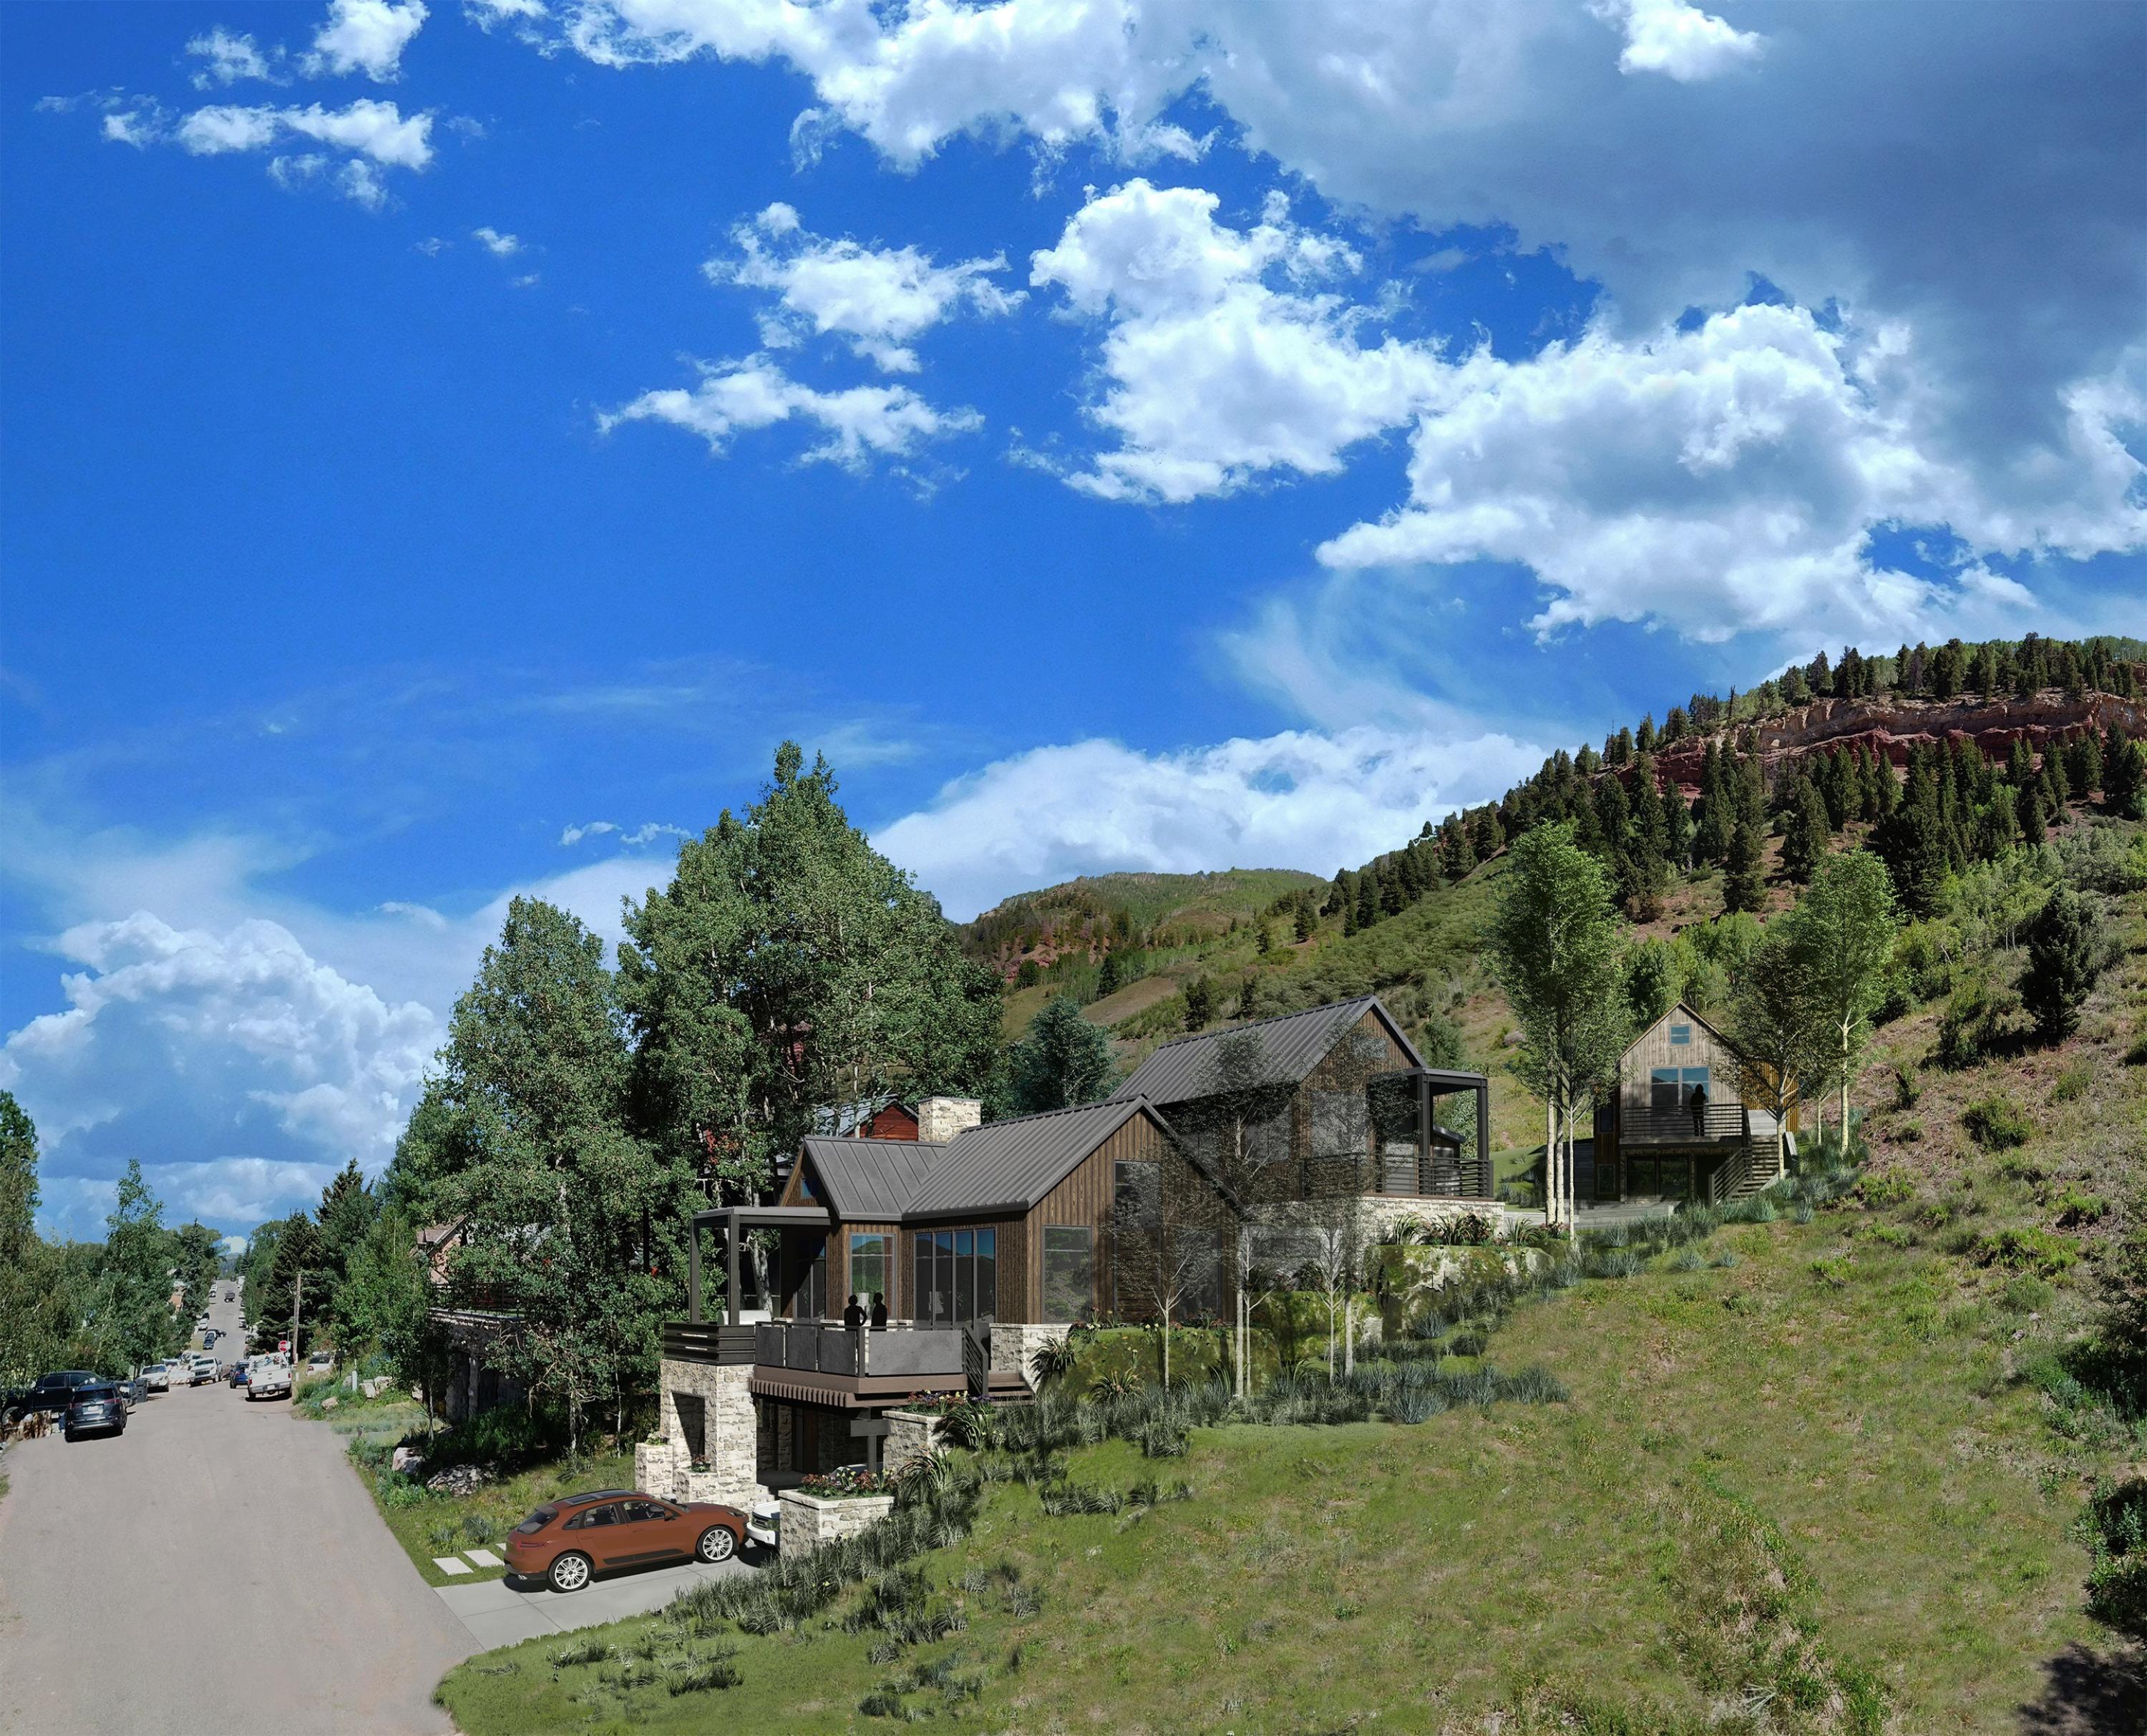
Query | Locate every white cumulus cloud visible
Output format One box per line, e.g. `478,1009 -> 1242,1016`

600,355 -> 982,471
187,27 -> 281,88
304,0 -> 429,81
1030,179 -> 1440,502
714,203 -> 1023,374
875,726 -> 1544,922
1593,0 -> 1763,81
473,224 -> 521,254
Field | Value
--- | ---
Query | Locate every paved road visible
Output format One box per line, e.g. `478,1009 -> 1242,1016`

0,1287 -> 473,1735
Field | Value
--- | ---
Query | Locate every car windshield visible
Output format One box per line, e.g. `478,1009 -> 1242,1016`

514,1506 -> 558,1535
76,1386 -> 115,1402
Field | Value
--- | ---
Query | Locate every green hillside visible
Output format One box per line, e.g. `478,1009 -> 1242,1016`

439,856 -> 2147,1731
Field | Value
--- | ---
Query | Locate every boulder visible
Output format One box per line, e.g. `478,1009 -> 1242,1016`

320,1395 -> 339,1410
426,1463 -> 493,1496
391,1445 -> 426,1475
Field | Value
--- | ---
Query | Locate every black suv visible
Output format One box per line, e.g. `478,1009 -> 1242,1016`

3,1371 -> 99,1426
64,1382 -> 127,1441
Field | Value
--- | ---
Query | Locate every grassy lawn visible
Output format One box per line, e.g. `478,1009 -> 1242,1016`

437,1183 -> 2130,1734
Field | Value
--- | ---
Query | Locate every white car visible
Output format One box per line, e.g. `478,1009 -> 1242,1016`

246,1357 -> 291,1401
745,1499 -> 781,1551
142,1363 -> 171,1393
306,1351 -> 334,1375
188,1354 -> 218,1385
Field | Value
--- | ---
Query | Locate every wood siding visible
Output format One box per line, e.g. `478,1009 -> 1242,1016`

1618,1006 -> 1741,1113
1023,1108 -> 1174,1320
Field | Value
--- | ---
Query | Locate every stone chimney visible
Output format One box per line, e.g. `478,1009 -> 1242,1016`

916,1096 -> 983,1144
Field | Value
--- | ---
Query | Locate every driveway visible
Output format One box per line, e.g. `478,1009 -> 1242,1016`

0,1290 -> 473,1735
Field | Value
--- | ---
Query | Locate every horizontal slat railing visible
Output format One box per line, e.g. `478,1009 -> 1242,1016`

1625,1103 -> 1748,1145
661,1322 -> 758,1365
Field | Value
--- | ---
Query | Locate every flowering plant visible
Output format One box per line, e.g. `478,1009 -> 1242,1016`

799,1464 -> 894,1498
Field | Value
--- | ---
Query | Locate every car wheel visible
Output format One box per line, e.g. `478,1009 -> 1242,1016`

696,1526 -> 737,1564
548,1551 -> 593,1594
63,1429 -> 75,1443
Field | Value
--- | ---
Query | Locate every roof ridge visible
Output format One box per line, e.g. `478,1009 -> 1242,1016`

958,1096 -> 1139,1133
1140,994 -> 1374,1053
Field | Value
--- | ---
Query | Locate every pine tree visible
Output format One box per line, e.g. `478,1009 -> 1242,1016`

2105,731 -> 2147,820
1723,821 -> 1765,913
2068,732 -> 2103,799
1874,759 -> 1951,918
1097,949 -> 1124,998
1780,777 -> 1831,884
1182,976 -> 1217,1032
1008,997 -> 1118,1112
2021,887 -> 2101,1042
1693,743 -> 1730,864
1471,806 -> 1504,861
2019,784 -> 2047,847
1662,780 -> 1693,869
1293,894 -> 1318,942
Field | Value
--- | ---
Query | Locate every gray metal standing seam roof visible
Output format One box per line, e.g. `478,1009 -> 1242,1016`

902,1098 -> 1153,1216
797,1136 -> 948,1219
1109,995 -> 1426,1108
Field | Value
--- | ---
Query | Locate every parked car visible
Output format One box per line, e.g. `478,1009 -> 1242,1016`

245,1357 -> 291,1401
225,1289 -> 236,1302
9,1372 -> 99,1424
142,1362 -> 171,1394
117,1377 -> 145,1409
745,1499 -> 780,1551
203,1329 -> 219,1349
306,1350 -> 334,1374
188,1354 -> 218,1385
229,1361 -> 249,1389
503,1490 -> 746,1592
64,1382 -> 127,1441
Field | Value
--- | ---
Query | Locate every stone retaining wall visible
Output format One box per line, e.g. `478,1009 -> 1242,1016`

651,1357 -> 760,1506
990,1322 -> 1071,1390
884,1407 -> 949,1475
778,1490 -> 894,1557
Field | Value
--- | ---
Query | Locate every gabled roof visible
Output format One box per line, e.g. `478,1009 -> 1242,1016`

1622,1001 -> 1733,1063
796,1136 -> 947,1219
905,1097 -> 1157,1217
1109,995 -> 1426,1108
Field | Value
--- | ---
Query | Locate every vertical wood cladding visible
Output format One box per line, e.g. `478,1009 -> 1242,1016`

1620,1005 -> 1738,1112
1025,1109 -> 1172,1320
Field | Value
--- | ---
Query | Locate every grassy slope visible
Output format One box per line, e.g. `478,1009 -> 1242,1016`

437,1196 -> 2115,1734
437,837 -> 2147,1732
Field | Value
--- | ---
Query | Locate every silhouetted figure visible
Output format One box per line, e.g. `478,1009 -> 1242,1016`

870,1293 -> 888,1330
1688,1081 -> 1709,1135
842,1294 -> 866,1331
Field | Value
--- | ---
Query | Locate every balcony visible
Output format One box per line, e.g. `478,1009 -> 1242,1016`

661,1316 -> 984,1408
1621,1102 -> 1748,1146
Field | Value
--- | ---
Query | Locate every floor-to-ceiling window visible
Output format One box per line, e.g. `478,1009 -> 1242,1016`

848,1233 -> 890,1311
1041,1227 -> 1094,1324
911,1228 -> 998,1326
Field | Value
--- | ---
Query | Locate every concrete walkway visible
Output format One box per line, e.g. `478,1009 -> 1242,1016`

0,1292 -> 473,1736
435,1556 -> 751,1651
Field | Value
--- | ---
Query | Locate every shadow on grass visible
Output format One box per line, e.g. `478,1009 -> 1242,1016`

2014,1642 -> 2146,1735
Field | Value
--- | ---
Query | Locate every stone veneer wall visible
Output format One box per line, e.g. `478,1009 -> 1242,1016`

990,1322 -> 1071,1390
643,1357 -> 761,1507
883,1408 -> 948,1476
779,1490 -> 894,1557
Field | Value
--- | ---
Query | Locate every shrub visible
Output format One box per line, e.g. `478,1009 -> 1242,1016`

1891,1064 -> 1921,1111
1937,982 -> 2002,1069
1962,1094 -> 2031,1151
1977,1228 -> 2078,1278
2053,1187 -> 2108,1227
2082,1479 -> 2147,1641
1856,1172 -> 1917,1211
2051,1062 -> 2093,1103
419,1407 -> 553,1473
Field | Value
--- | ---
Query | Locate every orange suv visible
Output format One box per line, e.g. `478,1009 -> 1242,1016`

504,1488 -> 747,1593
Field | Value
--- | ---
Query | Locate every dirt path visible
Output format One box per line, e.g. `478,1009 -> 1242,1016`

0,1292 -> 472,1735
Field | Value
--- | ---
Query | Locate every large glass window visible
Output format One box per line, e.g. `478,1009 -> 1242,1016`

1041,1227 -> 1094,1324
1309,1091 -> 1369,1159
911,1227 -> 997,1325
1114,1160 -> 1159,1227
1650,1067 -> 1711,1111
849,1234 -> 890,1310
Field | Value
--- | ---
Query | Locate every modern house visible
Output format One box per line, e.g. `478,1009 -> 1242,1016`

642,995 -> 1495,1511
1588,1003 -> 1793,1205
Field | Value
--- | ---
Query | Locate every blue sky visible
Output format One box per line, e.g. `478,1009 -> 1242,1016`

3,0 -> 2141,1238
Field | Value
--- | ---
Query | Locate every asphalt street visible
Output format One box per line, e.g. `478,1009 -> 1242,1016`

0,1284 -> 474,1735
